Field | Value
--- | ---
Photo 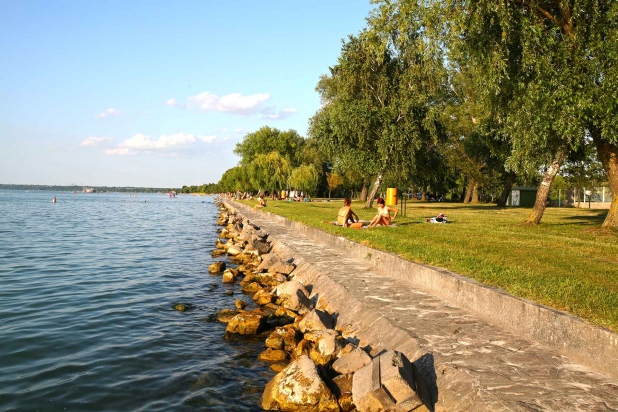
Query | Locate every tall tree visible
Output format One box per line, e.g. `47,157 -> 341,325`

249,152 -> 291,196
441,0 -> 618,226
311,30 -> 444,207
234,126 -> 305,168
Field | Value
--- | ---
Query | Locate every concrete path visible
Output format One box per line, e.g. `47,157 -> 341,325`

226,201 -> 618,411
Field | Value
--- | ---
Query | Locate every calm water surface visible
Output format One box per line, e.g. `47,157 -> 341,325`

0,191 -> 270,411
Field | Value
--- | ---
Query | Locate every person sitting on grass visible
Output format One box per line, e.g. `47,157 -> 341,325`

337,198 -> 363,228
368,197 -> 398,228
254,196 -> 267,210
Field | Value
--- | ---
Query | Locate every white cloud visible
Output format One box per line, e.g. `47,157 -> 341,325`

103,132 -> 218,155
104,147 -> 133,156
235,128 -> 242,133
197,135 -> 217,143
181,91 -> 270,115
95,108 -> 122,119
81,137 -> 114,147
261,107 -> 298,120
165,98 -> 177,106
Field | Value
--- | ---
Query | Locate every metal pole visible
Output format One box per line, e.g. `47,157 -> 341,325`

559,189 -> 561,207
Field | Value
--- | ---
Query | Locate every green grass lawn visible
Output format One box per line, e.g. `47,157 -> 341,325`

237,198 -> 618,332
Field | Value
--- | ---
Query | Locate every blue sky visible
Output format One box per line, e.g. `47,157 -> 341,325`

0,0 -> 374,187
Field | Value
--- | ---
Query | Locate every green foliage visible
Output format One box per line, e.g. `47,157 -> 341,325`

188,0 -> 618,227
326,172 -> 344,197
234,126 -> 305,168
288,164 -> 320,197
249,151 -> 292,194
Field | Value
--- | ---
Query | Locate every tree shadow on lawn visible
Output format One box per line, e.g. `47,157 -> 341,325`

560,211 -> 607,225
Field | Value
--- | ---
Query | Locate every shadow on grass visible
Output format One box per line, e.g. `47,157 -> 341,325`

562,211 -> 607,224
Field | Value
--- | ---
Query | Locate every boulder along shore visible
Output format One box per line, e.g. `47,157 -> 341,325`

211,202 -> 431,412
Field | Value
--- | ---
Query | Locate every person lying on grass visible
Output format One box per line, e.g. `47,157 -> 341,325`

368,197 -> 398,228
427,213 -> 447,223
337,198 -> 363,228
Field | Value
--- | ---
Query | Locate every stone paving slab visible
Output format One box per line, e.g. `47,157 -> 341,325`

225,201 -> 618,411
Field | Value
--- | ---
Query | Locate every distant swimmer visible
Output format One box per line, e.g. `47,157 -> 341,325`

52,197 -> 57,203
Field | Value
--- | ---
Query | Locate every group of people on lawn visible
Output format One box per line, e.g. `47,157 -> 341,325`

337,197 -> 398,228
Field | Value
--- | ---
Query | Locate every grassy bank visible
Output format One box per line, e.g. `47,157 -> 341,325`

237,199 -> 618,332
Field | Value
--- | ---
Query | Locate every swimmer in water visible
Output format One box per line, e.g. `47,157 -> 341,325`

52,197 -> 57,203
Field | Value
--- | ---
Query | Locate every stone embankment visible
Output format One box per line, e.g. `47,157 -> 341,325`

211,203 -> 428,411
215,200 -> 618,412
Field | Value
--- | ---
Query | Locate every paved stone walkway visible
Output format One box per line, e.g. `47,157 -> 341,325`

228,202 -> 618,411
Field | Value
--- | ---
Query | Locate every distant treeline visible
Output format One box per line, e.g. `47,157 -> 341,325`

179,183 -> 219,194
0,184 -> 173,193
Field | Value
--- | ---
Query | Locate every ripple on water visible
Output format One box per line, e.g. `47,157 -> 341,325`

0,191 -> 270,411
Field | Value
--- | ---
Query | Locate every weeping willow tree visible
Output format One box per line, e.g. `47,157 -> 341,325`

249,151 -> 291,196
288,164 -> 320,199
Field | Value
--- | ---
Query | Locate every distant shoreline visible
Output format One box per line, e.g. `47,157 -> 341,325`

0,184 -> 176,193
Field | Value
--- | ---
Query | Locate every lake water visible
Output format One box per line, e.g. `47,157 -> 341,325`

0,190 -> 270,411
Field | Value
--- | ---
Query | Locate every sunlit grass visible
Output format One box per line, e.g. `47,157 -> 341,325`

237,198 -> 618,332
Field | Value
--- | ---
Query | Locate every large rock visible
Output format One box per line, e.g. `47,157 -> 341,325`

275,281 -> 312,314
352,350 -> 422,412
274,306 -> 298,319
265,325 -> 302,351
258,273 -> 287,286
253,288 -> 274,306
211,249 -> 226,258
304,329 -> 346,365
235,299 -> 248,309
275,280 -> 309,298
208,261 -> 226,273
298,309 -> 334,333
256,253 -> 282,272
268,262 -> 296,275
216,308 -> 241,323
226,311 -> 266,335
230,253 -> 255,265
227,245 -> 243,256
222,269 -> 237,283
241,282 -> 262,294
270,363 -> 287,373
292,339 -> 314,359
332,347 -> 372,374
259,348 -> 288,362
245,238 -> 271,255
261,355 -> 339,412
332,373 -> 355,412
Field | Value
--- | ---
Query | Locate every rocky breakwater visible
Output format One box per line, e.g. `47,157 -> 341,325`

212,204 -> 430,412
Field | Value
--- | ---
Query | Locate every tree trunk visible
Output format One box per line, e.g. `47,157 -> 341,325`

459,185 -> 467,202
463,180 -> 474,204
365,174 -> 383,208
526,149 -> 566,224
360,183 -> 368,202
471,184 -> 480,203
590,127 -> 618,228
497,172 -> 516,207
328,190 -> 331,199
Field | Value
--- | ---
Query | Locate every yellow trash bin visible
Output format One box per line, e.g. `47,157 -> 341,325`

386,188 -> 398,205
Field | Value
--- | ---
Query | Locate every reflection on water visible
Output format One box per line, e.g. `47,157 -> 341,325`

0,191 -> 270,411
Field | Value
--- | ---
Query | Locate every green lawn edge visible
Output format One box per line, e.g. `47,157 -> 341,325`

235,199 -> 618,332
